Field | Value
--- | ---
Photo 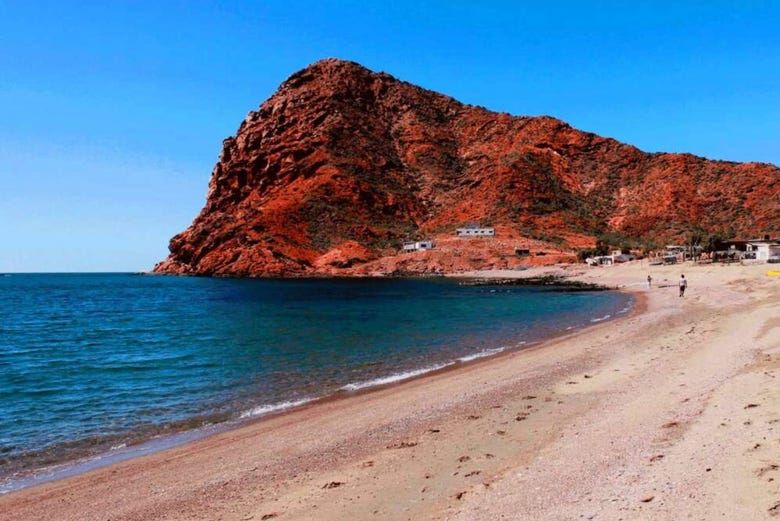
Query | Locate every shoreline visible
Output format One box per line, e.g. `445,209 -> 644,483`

1,261 -> 777,520
0,285 -> 636,495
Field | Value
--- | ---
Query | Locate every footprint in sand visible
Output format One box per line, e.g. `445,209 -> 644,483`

322,481 -> 345,489
755,464 -> 779,478
387,441 -> 418,449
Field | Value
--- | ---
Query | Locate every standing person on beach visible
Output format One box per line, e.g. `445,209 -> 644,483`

679,274 -> 687,297
647,274 -> 652,288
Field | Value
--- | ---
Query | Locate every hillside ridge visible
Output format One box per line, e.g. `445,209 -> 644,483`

154,58 -> 780,276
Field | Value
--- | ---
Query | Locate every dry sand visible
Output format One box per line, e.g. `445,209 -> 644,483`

1,261 -> 778,520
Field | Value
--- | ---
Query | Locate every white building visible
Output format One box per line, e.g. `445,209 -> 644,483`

607,250 -> 634,263
402,240 -> 434,252
585,255 -> 613,266
586,251 -> 635,266
747,241 -> 780,262
456,226 -> 495,237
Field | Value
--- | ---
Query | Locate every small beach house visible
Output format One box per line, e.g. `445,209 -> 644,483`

611,253 -> 636,263
747,240 -> 780,262
664,245 -> 686,260
456,224 -> 495,237
585,250 -> 635,266
664,244 -> 701,262
402,240 -> 434,252
585,255 -> 614,266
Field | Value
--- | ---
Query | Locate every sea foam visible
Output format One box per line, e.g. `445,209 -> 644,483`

340,363 -> 453,392
457,346 -> 507,362
239,398 -> 315,419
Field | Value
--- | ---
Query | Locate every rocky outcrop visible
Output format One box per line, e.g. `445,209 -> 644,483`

154,59 -> 780,276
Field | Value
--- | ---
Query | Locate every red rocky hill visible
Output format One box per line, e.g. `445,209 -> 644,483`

154,59 -> 780,276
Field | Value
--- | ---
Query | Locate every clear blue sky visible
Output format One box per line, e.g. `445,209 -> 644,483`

1,1 -> 778,272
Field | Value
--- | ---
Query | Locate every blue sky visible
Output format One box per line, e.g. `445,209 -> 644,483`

1,1 -> 778,272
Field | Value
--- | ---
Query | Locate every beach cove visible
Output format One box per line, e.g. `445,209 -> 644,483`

0,275 -> 629,483
1,262 -> 778,520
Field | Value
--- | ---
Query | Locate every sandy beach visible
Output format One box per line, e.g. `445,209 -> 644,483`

1,261 -> 778,521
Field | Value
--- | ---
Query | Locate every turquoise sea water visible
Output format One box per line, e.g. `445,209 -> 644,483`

0,273 -> 631,483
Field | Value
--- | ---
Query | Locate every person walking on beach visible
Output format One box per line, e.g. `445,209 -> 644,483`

647,274 -> 652,289
679,274 -> 687,297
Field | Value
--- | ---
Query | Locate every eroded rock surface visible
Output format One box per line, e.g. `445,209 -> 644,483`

154,59 -> 780,276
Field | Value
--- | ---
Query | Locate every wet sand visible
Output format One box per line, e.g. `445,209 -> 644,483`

1,262 -> 778,520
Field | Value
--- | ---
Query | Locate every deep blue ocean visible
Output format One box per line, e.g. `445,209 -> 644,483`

0,273 -> 631,482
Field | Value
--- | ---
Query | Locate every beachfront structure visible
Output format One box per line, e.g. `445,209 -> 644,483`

456,225 -> 495,237
723,240 -> 749,252
585,250 -> 636,266
608,250 -> 635,263
665,245 -> 687,256
585,255 -> 614,266
612,253 -> 636,263
402,240 -> 434,252
587,256 -> 607,266
747,241 -> 780,262
663,244 -> 702,262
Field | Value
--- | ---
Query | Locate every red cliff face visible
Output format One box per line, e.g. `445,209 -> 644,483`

154,59 -> 780,276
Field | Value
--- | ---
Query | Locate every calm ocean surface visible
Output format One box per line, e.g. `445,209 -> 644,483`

0,273 -> 631,483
